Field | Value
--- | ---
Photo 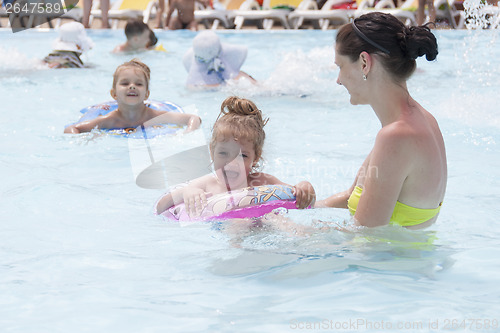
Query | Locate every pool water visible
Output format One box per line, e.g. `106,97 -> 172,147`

1,28 -> 499,332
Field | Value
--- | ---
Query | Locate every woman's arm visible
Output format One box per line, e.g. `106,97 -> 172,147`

353,126 -> 412,227
314,190 -> 351,209
314,153 -> 371,208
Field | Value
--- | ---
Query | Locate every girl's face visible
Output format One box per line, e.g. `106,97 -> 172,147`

111,67 -> 149,105
212,137 -> 257,190
334,46 -> 364,105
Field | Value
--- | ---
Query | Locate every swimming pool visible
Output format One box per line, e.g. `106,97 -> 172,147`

1,27 -> 499,332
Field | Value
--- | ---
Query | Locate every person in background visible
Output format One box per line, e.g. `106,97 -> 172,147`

113,19 -> 159,53
417,0 -> 436,26
315,12 -> 446,229
155,0 -> 210,30
183,31 -> 256,88
64,59 -> 201,134
83,0 -> 110,29
43,22 -> 94,68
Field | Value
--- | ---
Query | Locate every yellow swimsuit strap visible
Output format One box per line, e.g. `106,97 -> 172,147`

348,186 -> 442,227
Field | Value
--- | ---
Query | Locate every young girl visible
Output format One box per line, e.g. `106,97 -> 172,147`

155,96 -> 315,217
64,59 -> 201,134
43,22 -> 94,69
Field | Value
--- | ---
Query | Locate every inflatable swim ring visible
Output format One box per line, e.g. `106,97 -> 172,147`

69,100 -> 185,138
157,184 -> 300,222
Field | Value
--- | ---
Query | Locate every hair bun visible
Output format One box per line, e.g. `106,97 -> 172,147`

404,25 -> 438,61
219,96 -> 268,127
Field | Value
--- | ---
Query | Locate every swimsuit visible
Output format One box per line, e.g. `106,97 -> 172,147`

43,51 -> 84,68
347,186 -> 442,227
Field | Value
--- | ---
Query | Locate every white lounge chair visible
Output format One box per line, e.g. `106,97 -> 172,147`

288,0 -> 353,30
354,0 -> 417,26
434,0 -> 465,28
194,1 -> 233,29
231,0 -> 298,29
91,0 -> 160,29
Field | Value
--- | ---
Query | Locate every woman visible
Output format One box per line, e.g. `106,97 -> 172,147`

315,12 -> 447,229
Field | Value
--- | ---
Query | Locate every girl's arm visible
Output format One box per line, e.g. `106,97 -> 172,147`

63,117 -> 109,134
250,173 -> 315,209
184,114 -> 202,133
147,111 -> 201,133
156,174 -> 213,215
292,181 -> 316,209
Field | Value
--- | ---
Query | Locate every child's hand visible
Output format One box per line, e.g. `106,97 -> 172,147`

292,181 -> 316,209
183,187 -> 210,217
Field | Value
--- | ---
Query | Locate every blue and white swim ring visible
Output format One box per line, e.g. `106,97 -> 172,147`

68,100 -> 185,138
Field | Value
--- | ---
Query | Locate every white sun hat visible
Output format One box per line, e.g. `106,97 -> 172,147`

183,31 -> 248,86
53,22 -> 94,53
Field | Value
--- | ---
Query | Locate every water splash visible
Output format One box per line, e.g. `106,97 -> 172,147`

221,47 -> 338,98
464,0 -> 500,29
0,47 -> 47,71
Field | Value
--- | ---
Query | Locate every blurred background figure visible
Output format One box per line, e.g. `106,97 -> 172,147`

43,21 -> 94,68
83,0 -> 110,28
155,0 -> 210,30
183,31 -> 256,88
417,0 -> 436,25
113,19 -> 160,53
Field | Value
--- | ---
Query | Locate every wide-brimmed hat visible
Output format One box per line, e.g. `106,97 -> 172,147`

53,22 -> 94,53
183,31 -> 247,86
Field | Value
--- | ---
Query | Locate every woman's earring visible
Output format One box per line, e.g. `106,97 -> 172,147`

363,74 -> 367,81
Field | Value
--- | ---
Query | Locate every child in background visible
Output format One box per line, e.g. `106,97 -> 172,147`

155,0 -> 210,30
43,22 -> 94,69
155,96 -> 315,216
183,31 -> 256,88
64,59 -> 201,134
113,19 -> 160,53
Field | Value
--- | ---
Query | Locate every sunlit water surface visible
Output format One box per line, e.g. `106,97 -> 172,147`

0,28 -> 499,332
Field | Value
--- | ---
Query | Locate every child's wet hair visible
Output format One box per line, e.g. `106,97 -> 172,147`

124,20 -> 150,39
211,96 -> 268,166
112,58 -> 151,90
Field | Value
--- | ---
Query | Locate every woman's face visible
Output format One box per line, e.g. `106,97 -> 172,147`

335,45 -> 365,105
212,137 -> 256,191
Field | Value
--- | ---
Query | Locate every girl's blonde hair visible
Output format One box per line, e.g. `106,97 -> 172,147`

112,58 -> 151,90
210,96 -> 268,169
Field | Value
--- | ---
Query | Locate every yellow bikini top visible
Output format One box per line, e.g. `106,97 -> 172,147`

347,186 -> 442,227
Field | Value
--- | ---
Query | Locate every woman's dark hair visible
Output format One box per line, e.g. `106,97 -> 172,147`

336,12 -> 438,81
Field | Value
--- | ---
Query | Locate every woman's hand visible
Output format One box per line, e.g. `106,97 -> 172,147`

293,181 -> 316,209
